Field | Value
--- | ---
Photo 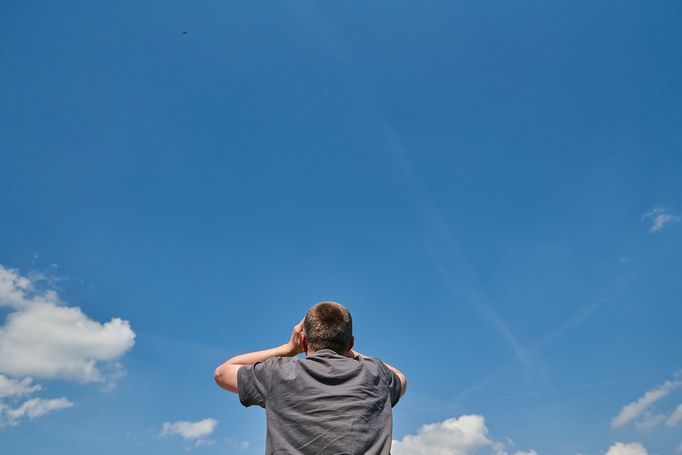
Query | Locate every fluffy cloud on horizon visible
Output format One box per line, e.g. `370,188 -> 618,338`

0,265 -> 136,383
391,414 -> 536,455
0,264 -> 136,427
604,442 -> 648,455
160,418 -> 218,446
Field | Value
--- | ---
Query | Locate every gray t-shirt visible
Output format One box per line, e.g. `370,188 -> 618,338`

238,349 -> 402,454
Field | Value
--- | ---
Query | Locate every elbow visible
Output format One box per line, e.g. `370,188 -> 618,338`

213,366 -> 224,386
214,364 -> 240,394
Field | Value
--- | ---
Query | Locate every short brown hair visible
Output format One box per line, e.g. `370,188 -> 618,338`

303,301 -> 353,355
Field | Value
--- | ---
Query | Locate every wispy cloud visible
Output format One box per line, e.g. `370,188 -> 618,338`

160,418 -> 218,447
667,403 -> 682,427
0,265 -> 136,383
605,442 -> 648,455
642,207 -> 680,233
0,396 -> 73,427
0,373 -> 72,428
225,438 -> 251,450
634,411 -> 665,432
0,375 -> 42,399
392,414 -> 536,455
427,246 -> 538,387
611,374 -> 682,428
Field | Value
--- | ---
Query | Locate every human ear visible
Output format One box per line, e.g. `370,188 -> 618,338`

301,333 -> 308,356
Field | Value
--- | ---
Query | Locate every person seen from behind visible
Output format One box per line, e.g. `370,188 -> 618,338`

214,301 -> 407,454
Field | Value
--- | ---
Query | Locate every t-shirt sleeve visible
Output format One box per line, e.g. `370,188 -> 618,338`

375,358 -> 403,407
386,366 -> 402,407
237,361 -> 272,408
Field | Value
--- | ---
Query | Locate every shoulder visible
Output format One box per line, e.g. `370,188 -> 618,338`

356,354 -> 385,366
257,356 -> 298,371
356,355 -> 391,377
240,356 -> 299,377
262,355 -> 299,377
266,356 -> 298,366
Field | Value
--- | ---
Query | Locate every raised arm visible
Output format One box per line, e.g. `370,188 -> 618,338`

213,320 -> 304,394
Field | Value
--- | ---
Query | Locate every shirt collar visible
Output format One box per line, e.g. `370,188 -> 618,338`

308,349 -> 344,358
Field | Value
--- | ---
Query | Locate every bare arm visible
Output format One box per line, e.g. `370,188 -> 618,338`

214,320 -> 304,394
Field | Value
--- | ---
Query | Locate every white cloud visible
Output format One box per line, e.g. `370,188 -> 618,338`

667,403 -> 682,427
392,415 -> 491,455
604,442 -> 648,455
0,375 -> 42,399
611,378 -> 682,428
0,266 -> 36,308
0,265 -> 135,428
160,418 -> 218,446
634,411 -> 665,432
0,397 -> 73,427
0,374 -> 71,427
642,208 -> 680,233
391,415 -> 535,455
0,265 -> 135,382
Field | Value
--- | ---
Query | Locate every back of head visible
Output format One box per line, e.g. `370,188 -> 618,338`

303,301 -> 353,355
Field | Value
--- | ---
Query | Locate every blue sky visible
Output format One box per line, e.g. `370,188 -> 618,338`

1,1 -> 681,454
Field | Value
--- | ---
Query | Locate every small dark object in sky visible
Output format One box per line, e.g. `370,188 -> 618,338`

182,31 -> 187,36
